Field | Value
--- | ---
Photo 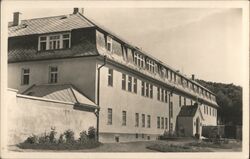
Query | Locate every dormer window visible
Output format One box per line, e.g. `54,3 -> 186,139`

146,59 -> 155,73
38,33 -> 71,51
107,36 -> 112,52
134,52 -> 145,68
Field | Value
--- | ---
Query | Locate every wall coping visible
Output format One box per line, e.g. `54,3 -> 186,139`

7,88 -> 18,92
16,94 -> 75,105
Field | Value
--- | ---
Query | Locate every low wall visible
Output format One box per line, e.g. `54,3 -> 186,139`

7,89 -> 96,145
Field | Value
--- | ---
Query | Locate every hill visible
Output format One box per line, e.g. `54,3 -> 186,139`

196,79 -> 242,125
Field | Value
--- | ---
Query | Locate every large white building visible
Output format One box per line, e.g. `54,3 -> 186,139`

8,8 -> 218,143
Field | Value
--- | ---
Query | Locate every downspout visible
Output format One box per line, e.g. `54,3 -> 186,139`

169,86 -> 175,133
96,55 -> 107,142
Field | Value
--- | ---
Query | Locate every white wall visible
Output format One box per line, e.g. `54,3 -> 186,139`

8,57 -> 97,102
7,89 -> 96,145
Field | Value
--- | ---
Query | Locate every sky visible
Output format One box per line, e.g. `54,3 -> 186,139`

6,7 -> 244,86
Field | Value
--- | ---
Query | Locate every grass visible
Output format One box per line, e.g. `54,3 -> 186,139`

146,143 -> 200,152
146,139 -> 242,152
17,141 -> 101,150
188,140 -> 242,149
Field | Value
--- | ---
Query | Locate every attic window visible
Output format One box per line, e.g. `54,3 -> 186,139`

106,36 -> 112,52
38,33 -> 71,51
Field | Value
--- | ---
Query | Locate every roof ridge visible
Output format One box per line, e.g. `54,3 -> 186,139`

20,14 -> 72,22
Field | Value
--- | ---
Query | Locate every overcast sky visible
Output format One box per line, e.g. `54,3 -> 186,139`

6,7 -> 243,86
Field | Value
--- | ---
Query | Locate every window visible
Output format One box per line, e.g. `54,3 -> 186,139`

141,81 -> 145,96
49,35 -> 60,50
179,96 -> 182,107
147,115 -> 151,128
135,133 -> 138,138
128,76 -> 132,92
142,114 -> 145,127
107,108 -> 112,125
165,90 -> 168,103
49,66 -> 58,83
39,36 -> 47,51
135,113 -> 139,127
174,74 -> 177,83
133,78 -> 137,93
161,117 -> 164,129
204,105 -> 206,114
184,98 -> 186,106
108,69 -> 113,86
122,111 -> 126,126
122,74 -> 126,90
107,36 -> 112,52
207,106 -> 209,114
146,59 -> 155,73
209,107 -> 211,116
157,87 -> 160,100
150,84 -> 153,98
157,117 -> 160,129
161,89 -> 164,102
21,68 -> 30,85
191,100 -> 193,105
62,34 -> 70,49
134,52 -> 145,68
170,102 -> 173,118
165,118 -> 168,129
145,83 -> 149,97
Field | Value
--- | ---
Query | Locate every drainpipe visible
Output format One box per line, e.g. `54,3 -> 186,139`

96,55 -> 107,142
168,86 -> 175,133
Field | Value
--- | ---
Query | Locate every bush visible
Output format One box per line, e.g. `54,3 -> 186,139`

58,134 -> 65,144
24,134 -> 38,144
49,127 -> 57,143
79,130 -> 88,143
38,132 -> 50,144
88,127 -> 96,140
63,129 -> 75,143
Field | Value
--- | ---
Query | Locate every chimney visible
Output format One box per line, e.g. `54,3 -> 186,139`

73,8 -> 79,14
13,12 -> 21,26
192,74 -> 195,80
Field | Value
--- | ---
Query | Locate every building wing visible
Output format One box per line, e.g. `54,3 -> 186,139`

22,84 -> 98,110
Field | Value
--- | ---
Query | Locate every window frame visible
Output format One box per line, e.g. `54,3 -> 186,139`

21,68 -> 30,85
49,66 -> 58,83
122,74 -> 126,90
108,68 -> 113,86
107,108 -> 112,125
122,110 -> 127,126
38,33 -> 71,51
142,114 -> 145,128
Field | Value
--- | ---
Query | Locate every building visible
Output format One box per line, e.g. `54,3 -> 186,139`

8,8 -> 219,143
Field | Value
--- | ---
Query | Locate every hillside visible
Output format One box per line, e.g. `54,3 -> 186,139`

196,79 -> 242,125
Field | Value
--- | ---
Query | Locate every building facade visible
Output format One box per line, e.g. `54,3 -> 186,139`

8,9 -> 219,143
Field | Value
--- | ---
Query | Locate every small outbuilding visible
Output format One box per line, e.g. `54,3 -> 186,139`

177,103 -> 204,138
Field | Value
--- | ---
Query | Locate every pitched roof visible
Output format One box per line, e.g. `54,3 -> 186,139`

22,84 -> 98,109
8,13 -> 94,37
178,104 -> 199,117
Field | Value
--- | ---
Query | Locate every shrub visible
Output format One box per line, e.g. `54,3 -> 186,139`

24,134 -> 38,144
58,134 -> 65,144
63,129 -> 75,143
38,132 -> 50,144
88,127 -> 96,140
79,130 -> 88,143
49,127 -> 57,143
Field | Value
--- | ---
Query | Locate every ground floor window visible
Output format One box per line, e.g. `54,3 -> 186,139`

157,117 -> 160,129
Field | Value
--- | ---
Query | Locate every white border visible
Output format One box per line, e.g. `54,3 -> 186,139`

1,1 -> 249,159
